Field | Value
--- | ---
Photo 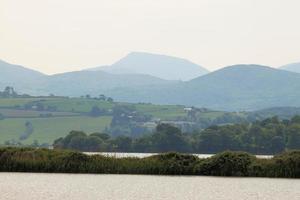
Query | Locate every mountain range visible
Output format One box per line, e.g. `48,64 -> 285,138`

1,53 -> 300,111
86,52 -> 208,81
103,64 -> 300,111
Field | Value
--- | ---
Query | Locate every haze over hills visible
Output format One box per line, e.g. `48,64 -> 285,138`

0,59 -> 46,95
182,65 -> 300,110
87,52 -> 209,81
280,62 -> 300,73
105,65 -> 300,111
0,59 -> 44,81
0,57 -> 178,96
1,58 -> 300,111
40,70 -> 177,97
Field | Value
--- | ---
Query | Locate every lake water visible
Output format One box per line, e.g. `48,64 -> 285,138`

85,152 -> 273,159
1,173 -> 299,200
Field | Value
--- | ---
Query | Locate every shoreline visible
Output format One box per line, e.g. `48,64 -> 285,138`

0,147 -> 299,178
83,152 -> 274,159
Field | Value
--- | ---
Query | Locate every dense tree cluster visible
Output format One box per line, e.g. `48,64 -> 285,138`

184,109 -> 248,130
0,86 -> 17,98
81,94 -> 113,102
53,124 -> 190,153
88,106 -> 107,117
0,147 -> 299,178
182,107 -> 300,132
54,116 -> 300,154
109,105 -> 151,137
0,86 -> 31,98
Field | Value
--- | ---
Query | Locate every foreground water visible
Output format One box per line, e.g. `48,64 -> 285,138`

0,173 -> 299,200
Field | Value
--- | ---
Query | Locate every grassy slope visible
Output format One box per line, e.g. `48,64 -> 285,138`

0,97 -> 189,119
0,108 -> 79,118
184,65 -> 300,110
0,98 -> 54,107
40,98 -> 114,112
0,97 -> 189,144
40,98 -> 188,119
0,97 -> 230,145
134,104 -> 187,120
0,116 -> 112,144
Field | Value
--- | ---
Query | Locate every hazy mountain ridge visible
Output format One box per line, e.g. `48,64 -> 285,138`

0,59 -> 178,96
0,59 -> 45,81
182,65 -> 300,110
280,62 -> 300,73
40,70 -> 178,97
0,59 -> 46,95
86,52 -> 209,81
2,58 -> 300,111
102,65 -> 300,111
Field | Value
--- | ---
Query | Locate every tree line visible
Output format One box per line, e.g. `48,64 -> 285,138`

0,86 -> 32,98
53,115 -> 300,154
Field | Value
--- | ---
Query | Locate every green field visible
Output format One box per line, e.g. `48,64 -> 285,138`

39,98 -> 114,112
0,116 -> 111,144
40,98 -> 188,119
0,98 -> 54,107
134,104 -> 187,120
0,108 -> 78,118
0,97 -> 233,145
0,97 -> 192,145
0,97 -> 190,120
0,98 -> 187,118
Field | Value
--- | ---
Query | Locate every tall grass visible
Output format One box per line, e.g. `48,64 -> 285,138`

0,147 -> 299,178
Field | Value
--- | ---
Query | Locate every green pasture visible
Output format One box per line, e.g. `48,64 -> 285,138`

0,98 -> 54,108
0,108 -> 78,118
0,116 -> 112,145
39,98 -> 114,112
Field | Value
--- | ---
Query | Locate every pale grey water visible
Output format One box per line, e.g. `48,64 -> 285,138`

85,152 -> 273,159
0,173 -> 299,200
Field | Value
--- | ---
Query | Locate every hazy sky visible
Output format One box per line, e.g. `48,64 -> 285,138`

0,0 -> 299,74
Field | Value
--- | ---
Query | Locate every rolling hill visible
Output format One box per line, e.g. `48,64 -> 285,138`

87,52 -> 209,81
183,65 -> 300,110
40,70 -> 177,97
280,62 -> 300,73
0,59 -> 177,97
105,65 -> 300,111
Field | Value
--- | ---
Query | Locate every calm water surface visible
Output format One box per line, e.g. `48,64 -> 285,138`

0,173 -> 299,200
85,152 -> 273,159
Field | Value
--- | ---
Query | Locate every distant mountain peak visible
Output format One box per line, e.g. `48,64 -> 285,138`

87,52 -> 209,81
2,58 -> 300,111
124,51 -> 192,61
